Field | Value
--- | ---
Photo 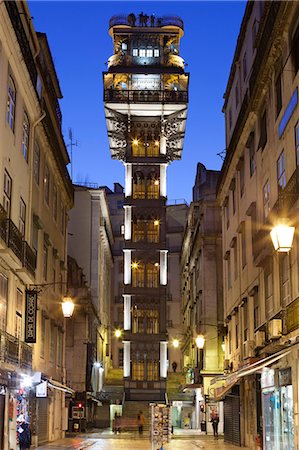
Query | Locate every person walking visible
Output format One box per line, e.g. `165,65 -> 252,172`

210,408 -> 219,438
137,410 -> 145,434
17,415 -> 31,450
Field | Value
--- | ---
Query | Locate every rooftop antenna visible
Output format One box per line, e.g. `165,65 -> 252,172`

217,149 -> 226,161
67,128 -> 79,179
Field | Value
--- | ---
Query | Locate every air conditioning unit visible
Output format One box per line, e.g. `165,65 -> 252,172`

243,340 -> 255,359
254,330 -> 265,349
268,319 -> 282,340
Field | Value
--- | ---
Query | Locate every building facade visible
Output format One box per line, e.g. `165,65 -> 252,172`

104,13 -> 189,401
0,2 -> 73,448
181,163 -> 223,431
68,185 -> 114,393
217,2 -> 299,449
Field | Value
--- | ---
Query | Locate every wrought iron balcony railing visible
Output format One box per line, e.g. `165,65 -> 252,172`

109,14 -> 184,30
104,89 -> 188,103
0,331 -> 33,369
22,241 -> 37,276
273,166 -> 299,216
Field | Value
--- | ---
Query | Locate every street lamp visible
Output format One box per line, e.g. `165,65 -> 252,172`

114,329 -> 122,338
173,338 -> 179,348
270,223 -> 295,252
62,296 -> 75,318
195,335 -> 205,349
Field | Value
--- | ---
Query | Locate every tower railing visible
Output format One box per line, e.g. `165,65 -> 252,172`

104,89 -> 188,103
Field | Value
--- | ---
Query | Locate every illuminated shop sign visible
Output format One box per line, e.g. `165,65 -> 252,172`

25,290 -> 37,343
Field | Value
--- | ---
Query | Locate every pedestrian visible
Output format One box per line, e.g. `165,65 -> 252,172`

17,415 -> 31,450
210,408 -> 219,438
172,361 -> 177,373
137,410 -> 145,434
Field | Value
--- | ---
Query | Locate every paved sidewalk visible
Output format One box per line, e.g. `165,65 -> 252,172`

36,435 -> 248,449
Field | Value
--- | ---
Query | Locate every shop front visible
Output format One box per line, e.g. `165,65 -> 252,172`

262,366 -> 294,450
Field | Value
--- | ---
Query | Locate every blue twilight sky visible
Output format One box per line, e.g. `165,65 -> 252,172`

28,1 -> 246,203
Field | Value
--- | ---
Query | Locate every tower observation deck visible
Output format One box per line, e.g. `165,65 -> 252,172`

104,12 -> 189,401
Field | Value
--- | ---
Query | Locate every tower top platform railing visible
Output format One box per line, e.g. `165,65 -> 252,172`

109,14 -> 184,31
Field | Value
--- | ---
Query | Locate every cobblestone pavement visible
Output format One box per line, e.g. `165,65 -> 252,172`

36,435 -> 247,449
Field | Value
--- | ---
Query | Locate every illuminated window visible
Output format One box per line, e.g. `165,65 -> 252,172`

139,49 -> 146,57
19,197 -> 26,238
147,139 -> 160,157
3,170 -> 12,216
6,76 -> 16,131
277,151 -> 286,189
121,42 -> 127,50
154,49 -> 159,57
263,179 -> 270,221
147,173 -> 159,199
146,48 -> 153,57
147,360 -> 159,381
147,220 -> 159,243
133,48 -> 138,56
132,262 -> 145,287
132,139 -> 145,157
133,172 -> 145,199
147,263 -> 159,288
133,219 -> 145,242
132,360 -> 145,381
22,113 -> 30,162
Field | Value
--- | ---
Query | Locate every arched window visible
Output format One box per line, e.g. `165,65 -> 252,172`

22,112 -> 30,161
147,172 -> 159,199
6,76 -> 16,131
132,261 -> 145,287
133,171 -> 145,199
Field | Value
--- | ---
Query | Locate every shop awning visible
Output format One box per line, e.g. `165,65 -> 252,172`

47,379 -> 75,395
210,348 -> 291,401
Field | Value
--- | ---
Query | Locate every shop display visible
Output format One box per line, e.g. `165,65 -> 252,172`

150,404 -> 171,450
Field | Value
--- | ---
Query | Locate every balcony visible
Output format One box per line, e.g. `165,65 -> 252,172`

5,1 -> 37,90
104,89 -> 188,104
109,14 -> 184,31
0,206 -> 36,275
0,331 -> 20,365
272,166 -> 299,216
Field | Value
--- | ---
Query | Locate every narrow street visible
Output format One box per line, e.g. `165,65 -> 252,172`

36,434 -> 247,450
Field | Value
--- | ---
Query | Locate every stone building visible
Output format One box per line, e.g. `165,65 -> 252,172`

217,2 -> 299,448
103,13 -> 189,401
0,1 -> 73,448
68,185 -> 114,395
181,163 -> 223,431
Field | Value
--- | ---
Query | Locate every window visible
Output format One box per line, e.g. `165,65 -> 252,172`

235,310 -> 239,349
6,76 -> 16,131
3,170 -> 12,216
118,348 -> 124,367
146,48 -> 153,57
132,48 -> 138,56
147,174 -> 159,199
241,222 -> 247,268
53,184 -> 58,221
265,261 -> 273,317
146,262 -> 159,288
259,110 -> 267,150
19,197 -> 26,238
280,254 -> 290,307
40,314 -> 46,358
227,253 -> 231,289
15,289 -> 23,340
49,322 -> 55,363
235,83 -> 239,108
139,49 -> 146,57
296,121 -> 299,165
43,244 -> 48,280
253,289 -> 259,329
33,143 -> 40,185
231,182 -> 236,215
233,241 -> 238,280
121,42 -> 127,50
132,308 -> 159,334
44,163 -> 50,204
239,158 -> 245,197
248,133 -> 256,177
60,202 -> 65,235
0,274 -> 8,331
243,301 -> 248,342
224,197 -> 229,229
32,221 -> 38,253
132,262 -> 145,288
36,74 -> 42,98
275,72 -> 282,117
22,113 -> 30,161
154,49 -> 159,57
263,179 -> 270,221
277,151 -> 286,189
243,53 -> 247,80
